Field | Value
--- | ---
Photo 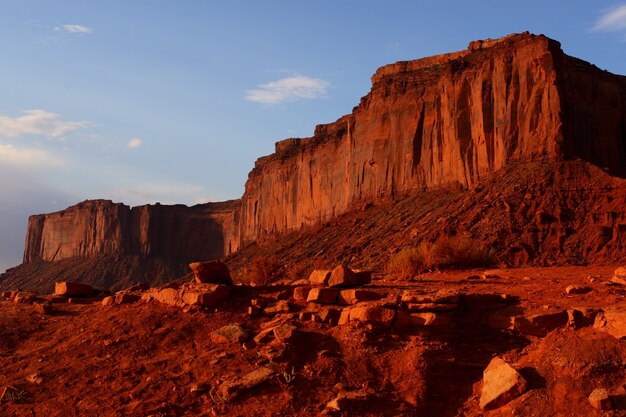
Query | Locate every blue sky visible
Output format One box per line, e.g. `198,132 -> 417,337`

1,0 -> 626,272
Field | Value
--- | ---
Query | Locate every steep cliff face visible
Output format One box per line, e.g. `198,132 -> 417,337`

239,33 -> 570,243
23,199 -> 240,263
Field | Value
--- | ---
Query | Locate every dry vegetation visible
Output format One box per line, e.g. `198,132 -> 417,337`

240,256 -> 285,285
387,235 -> 493,278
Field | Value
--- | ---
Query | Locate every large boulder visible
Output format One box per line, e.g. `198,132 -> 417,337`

54,282 -> 98,298
309,269 -> 331,285
480,357 -> 527,410
306,288 -> 339,304
328,264 -> 359,288
180,284 -> 230,307
189,260 -> 232,285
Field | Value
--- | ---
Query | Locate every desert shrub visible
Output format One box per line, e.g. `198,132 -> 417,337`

431,234 -> 493,269
286,263 -> 310,282
386,247 -> 425,278
242,256 -> 285,286
387,235 -> 493,276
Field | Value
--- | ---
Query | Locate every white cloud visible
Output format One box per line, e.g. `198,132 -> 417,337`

54,24 -> 93,34
127,137 -> 143,149
593,5 -> 626,31
0,144 -> 64,167
0,110 -> 91,139
245,75 -> 329,104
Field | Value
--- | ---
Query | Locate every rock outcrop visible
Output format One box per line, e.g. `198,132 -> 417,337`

23,199 -> 240,263
238,32 -> 625,244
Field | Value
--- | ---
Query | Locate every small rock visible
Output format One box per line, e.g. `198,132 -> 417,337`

273,323 -> 299,344
482,271 -> 501,280
610,276 -> 626,286
410,312 -> 453,327
308,269 -> 331,285
325,390 -> 370,412
565,285 -> 592,295
189,383 -> 208,394
54,282 -> 98,298
264,300 -> 291,314
211,325 -> 248,344
480,357 -> 527,410
189,260 -> 232,285
218,367 -> 274,401
514,310 -> 569,337
318,307 -> 341,325
101,296 -> 115,306
306,288 -> 339,304
588,388 -> 612,410
248,306 -> 262,316
26,373 -> 43,384
33,302 -> 53,315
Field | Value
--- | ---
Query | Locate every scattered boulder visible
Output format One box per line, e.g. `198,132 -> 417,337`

401,290 -> 460,305
218,367 -> 275,401
316,307 -> 341,325
33,302 -> 53,315
328,264 -> 359,288
514,310 -> 569,337
594,309 -> 626,339
189,260 -> 232,285
152,287 -> 182,307
264,300 -> 291,314
479,357 -> 527,410
102,296 -> 116,306
273,323 -> 299,344
565,285 -> 592,295
55,282 -> 98,298
588,388 -> 612,410
309,269 -> 331,285
306,288 -> 339,304
211,325 -> 248,344
181,284 -> 230,307
406,303 -> 457,312
115,293 -> 141,305
410,312 -> 453,327
325,390 -> 370,412
348,304 -> 396,326
293,287 -> 311,301
337,289 -> 380,305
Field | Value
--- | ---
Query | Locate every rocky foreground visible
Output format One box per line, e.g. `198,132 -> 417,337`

3,263 -> 626,416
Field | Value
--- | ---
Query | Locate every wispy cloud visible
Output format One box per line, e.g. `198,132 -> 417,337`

245,75 -> 329,105
54,24 -> 93,34
127,137 -> 143,149
0,110 -> 91,139
0,144 -> 64,167
593,4 -> 626,32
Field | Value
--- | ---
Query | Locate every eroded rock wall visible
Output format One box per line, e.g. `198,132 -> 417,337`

239,33 -> 566,243
23,200 -> 240,263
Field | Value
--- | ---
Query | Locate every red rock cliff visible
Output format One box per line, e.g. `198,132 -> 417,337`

19,32 -> 626,266
23,199 -> 240,263
239,33 -> 566,242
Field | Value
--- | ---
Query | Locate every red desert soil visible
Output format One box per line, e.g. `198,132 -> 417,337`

2,265 -> 626,416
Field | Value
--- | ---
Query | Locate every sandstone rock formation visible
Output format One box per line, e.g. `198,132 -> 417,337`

23,199 -> 240,263
5,32 -> 626,292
